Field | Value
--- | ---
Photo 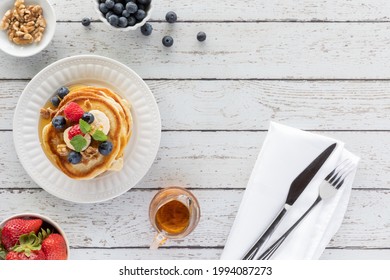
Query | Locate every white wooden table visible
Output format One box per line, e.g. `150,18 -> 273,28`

1,0 -> 390,260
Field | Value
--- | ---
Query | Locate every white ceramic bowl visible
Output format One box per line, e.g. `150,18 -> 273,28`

0,213 -> 70,259
94,0 -> 153,31
0,0 -> 56,57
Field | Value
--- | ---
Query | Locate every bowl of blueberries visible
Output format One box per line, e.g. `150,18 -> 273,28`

95,0 -> 152,31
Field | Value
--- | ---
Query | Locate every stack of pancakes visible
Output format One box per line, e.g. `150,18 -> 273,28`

41,86 -> 132,180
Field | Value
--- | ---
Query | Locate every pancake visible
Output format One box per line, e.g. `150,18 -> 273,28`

57,87 -> 131,158
65,87 -> 132,140
41,86 -> 132,180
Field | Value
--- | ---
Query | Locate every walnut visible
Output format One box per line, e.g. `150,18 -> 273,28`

0,0 -> 46,45
40,107 -> 56,119
81,146 -> 99,161
56,144 -> 69,157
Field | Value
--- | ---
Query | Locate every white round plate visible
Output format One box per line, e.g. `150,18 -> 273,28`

13,55 -> 161,203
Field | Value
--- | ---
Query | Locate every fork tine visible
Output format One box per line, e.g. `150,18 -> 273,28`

326,159 -> 349,181
327,160 -> 355,189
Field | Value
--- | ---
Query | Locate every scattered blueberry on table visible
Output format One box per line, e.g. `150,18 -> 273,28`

165,11 -> 177,23
97,0 -> 151,28
82,17 -> 91,26
141,23 -> 153,36
197,31 -> 206,42
162,35 -> 174,47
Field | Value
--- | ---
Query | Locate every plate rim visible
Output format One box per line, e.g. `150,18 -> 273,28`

13,54 -> 161,203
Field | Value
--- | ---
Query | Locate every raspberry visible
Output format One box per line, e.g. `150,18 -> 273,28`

68,124 -> 84,140
64,102 -> 84,122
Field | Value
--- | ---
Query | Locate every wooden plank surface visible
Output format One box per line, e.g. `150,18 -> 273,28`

1,23 -> 390,79
0,189 -> 389,251
70,248 -> 390,260
2,80 -> 390,131
0,131 -> 388,190
0,0 -> 387,261
52,0 -> 390,22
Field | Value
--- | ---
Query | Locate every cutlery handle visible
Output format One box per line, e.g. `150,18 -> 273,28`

242,205 -> 288,260
257,196 -> 322,260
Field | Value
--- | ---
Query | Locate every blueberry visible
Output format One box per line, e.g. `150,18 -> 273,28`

51,96 -> 60,107
122,9 -> 131,18
68,151 -> 82,164
125,2 -> 137,14
99,3 -> 109,14
52,116 -> 66,130
105,0 -> 115,9
81,112 -> 95,124
162,35 -> 174,47
81,17 -> 91,26
105,11 -> 114,20
135,9 -> 146,21
127,16 -> 136,26
108,14 -> 119,26
138,0 -> 151,5
113,3 -> 124,15
98,141 -> 113,156
197,31 -> 206,42
165,11 -> 177,23
57,86 -> 69,99
140,23 -> 152,36
99,0 -> 106,3
137,4 -> 145,11
118,17 -> 128,27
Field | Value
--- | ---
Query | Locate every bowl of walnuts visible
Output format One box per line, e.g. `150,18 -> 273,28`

0,0 -> 56,57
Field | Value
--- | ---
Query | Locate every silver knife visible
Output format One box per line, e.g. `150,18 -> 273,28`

242,143 -> 337,260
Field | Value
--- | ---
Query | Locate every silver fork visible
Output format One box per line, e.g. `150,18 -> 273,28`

256,159 -> 355,260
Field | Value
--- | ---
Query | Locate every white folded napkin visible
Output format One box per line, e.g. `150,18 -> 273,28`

220,122 -> 360,260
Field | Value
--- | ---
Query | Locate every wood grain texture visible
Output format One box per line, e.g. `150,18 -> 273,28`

321,249 -> 390,260
1,23 -> 390,79
0,189 -> 389,252
70,248 -> 390,260
53,0 -> 390,22
0,131 -> 388,190
2,80 -> 390,131
70,248 -> 221,260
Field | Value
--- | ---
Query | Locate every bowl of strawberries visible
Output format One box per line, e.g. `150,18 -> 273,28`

0,213 -> 69,260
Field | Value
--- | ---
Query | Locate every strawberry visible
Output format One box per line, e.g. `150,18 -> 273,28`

42,233 -> 67,260
5,232 -> 46,260
6,250 -> 46,260
64,102 -> 84,122
68,124 -> 84,140
1,218 -> 42,251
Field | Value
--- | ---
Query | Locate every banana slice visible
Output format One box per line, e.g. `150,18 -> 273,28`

63,127 -> 91,151
89,110 -> 110,135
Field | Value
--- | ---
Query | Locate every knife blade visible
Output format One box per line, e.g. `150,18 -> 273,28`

242,143 -> 337,260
